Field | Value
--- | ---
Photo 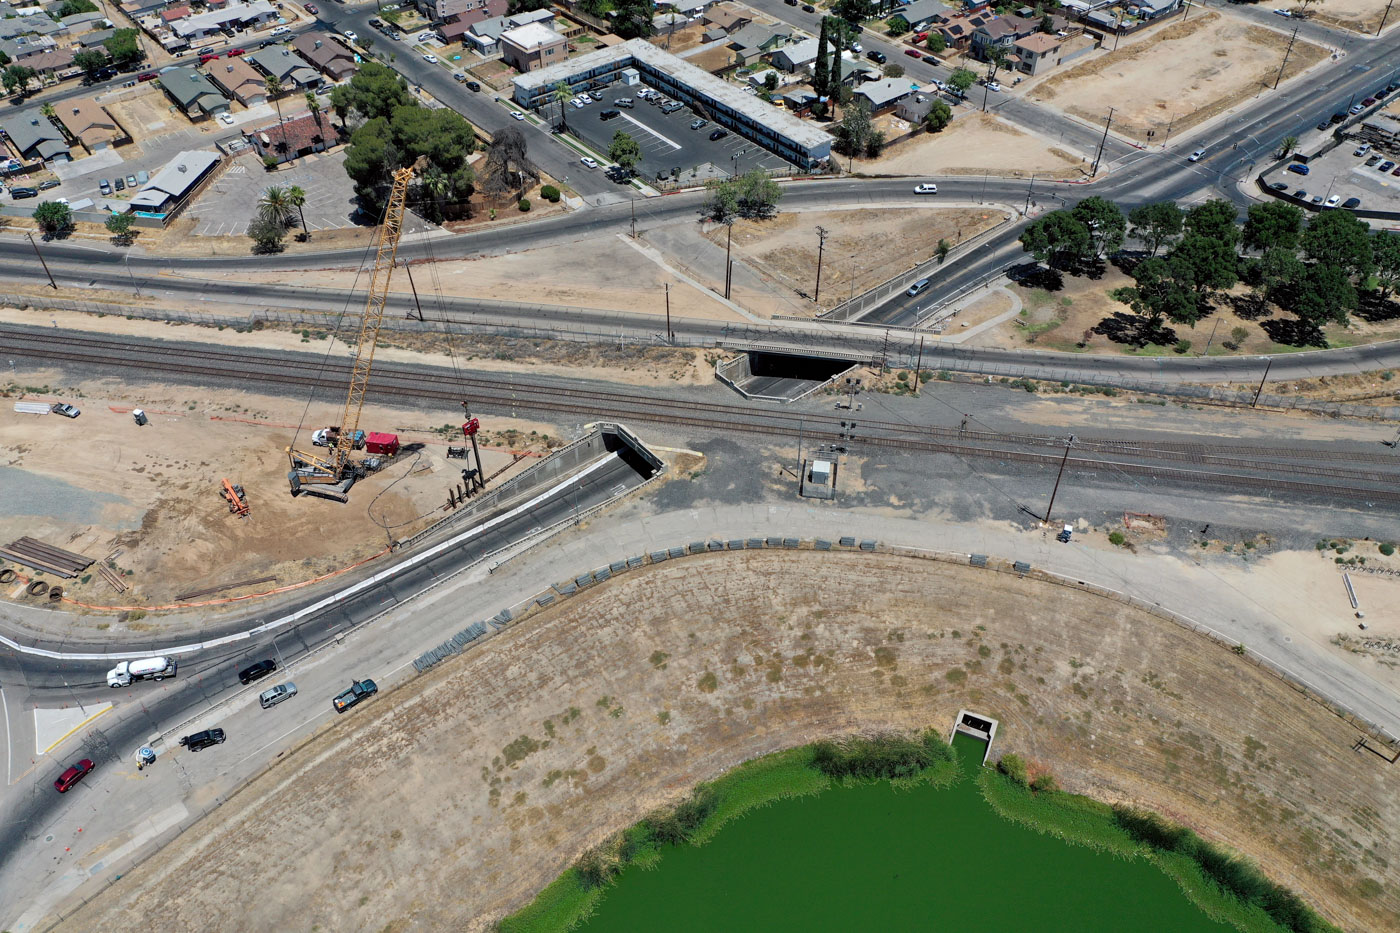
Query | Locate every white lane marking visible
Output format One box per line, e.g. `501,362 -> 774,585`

618,113 -> 682,150
1,686 -> 10,787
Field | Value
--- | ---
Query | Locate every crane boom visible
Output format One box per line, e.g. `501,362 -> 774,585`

288,162 -> 417,499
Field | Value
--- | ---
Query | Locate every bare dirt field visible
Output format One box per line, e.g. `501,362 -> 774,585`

55,551 -> 1400,933
221,228 -> 751,322
704,207 -> 1009,311
1032,12 -> 1329,140
104,86 -> 184,144
859,112 -> 1088,178
0,348 -> 555,611
1306,0 -> 1396,34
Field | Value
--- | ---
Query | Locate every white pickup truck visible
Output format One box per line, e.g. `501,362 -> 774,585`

107,656 -> 177,687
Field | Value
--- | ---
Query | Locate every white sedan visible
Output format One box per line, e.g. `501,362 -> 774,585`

423,53 -> 438,63
913,183 -> 938,194
342,30 -> 358,42
580,156 -> 599,169
986,81 -> 1001,92
1273,7 -> 1291,15
219,111 -> 235,125
510,110 -> 524,120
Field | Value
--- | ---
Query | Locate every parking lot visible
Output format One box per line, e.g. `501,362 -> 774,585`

1264,135 -> 1400,214
562,86 -> 793,184
182,148 -> 370,237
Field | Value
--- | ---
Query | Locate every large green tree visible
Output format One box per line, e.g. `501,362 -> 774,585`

1111,256 -> 1197,337
1372,231 -> 1400,301
612,0 -> 655,38
1070,195 -> 1125,259
1127,201 -> 1183,257
833,0 -> 869,27
105,211 -> 136,244
33,201 -> 72,235
329,62 -> 414,125
1301,209 -> 1374,278
814,17 -> 831,98
343,102 -> 476,217
1166,234 -> 1238,299
103,29 -> 144,68
73,49 -> 109,82
923,99 -> 952,133
1183,199 -> 1240,250
608,131 -> 642,170
1019,210 -> 1092,271
58,0 -> 98,15
3,64 -> 37,96
948,67 -> 976,96
701,170 -> 782,223
1242,201 -> 1304,254
1289,263 -> 1357,328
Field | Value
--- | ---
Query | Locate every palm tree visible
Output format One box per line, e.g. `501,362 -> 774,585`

259,185 -> 296,230
287,185 -> 308,240
40,102 -> 56,121
305,90 -> 322,132
552,80 -> 571,133
265,75 -> 285,126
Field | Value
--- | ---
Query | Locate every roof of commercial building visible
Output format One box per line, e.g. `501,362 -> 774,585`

515,38 -> 831,149
500,21 -> 564,50
129,149 -> 219,209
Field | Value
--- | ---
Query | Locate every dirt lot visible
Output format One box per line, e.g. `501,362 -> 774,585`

0,333 -> 559,611
104,86 -> 185,144
55,551 -> 1399,933
1031,12 -> 1329,140
1307,0 -> 1397,33
704,207 -> 1009,311
859,112 -> 1088,178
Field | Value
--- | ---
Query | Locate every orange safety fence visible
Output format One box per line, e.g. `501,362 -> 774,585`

56,545 -> 393,613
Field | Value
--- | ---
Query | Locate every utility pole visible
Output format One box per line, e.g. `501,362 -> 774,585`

1273,24 -> 1299,90
1090,107 -> 1114,177
724,221 -> 733,300
814,226 -> 828,304
1024,173 -> 1035,214
913,335 -> 925,395
125,253 -> 141,298
1379,0 -> 1396,35
1043,434 -> 1074,525
979,172 -> 989,204
1251,358 -> 1273,408
630,197 -> 636,239
981,82 -> 990,112
402,258 -> 425,321
664,282 -> 672,343
1199,317 -> 1220,357
27,233 -> 56,290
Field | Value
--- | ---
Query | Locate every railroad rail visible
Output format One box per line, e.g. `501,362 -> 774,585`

8,328 -> 1400,506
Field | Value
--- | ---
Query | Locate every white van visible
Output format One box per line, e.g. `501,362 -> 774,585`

107,656 -> 177,687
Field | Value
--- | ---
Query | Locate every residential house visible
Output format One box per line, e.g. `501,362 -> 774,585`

76,28 -> 116,48
170,0 -> 277,41
249,44 -> 322,88
781,88 -> 817,113
851,77 -> 912,114
936,9 -> 994,51
416,0 -> 504,28
128,149 -> 221,213
55,97 -> 130,152
247,110 -> 331,164
1128,0 -> 1182,20
1012,30 -> 1096,75
703,3 -> 750,33
292,32 -> 357,82
159,65 -> 230,119
206,54 -> 267,105
6,15 -> 62,39
725,22 -> 790,65
888,0 -> 953,32
499,22 -> 567,73
58,11 -> 108,33
970,14 -> 1036,61
895,92 -> 936,123
159,5 -> 190,24
24,47 -> 76,78
462,8 -> 552,53
770,37 -> 820,73
0,108 -> 69,161
0,35 -> 57,62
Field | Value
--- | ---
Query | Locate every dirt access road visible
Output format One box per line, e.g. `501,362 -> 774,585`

56,552 -> 1399,933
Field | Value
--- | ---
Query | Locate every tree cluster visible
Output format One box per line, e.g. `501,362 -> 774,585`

103,29 -> 144,69
332,63 -> 476,221
700,169 -> 783,223
834,100 -> 884,157
33,201 -> 73,237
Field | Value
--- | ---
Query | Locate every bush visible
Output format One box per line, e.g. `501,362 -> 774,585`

518,197 -> 531,212
262,153 -> 279,170
1030,773 -> 1057,793
810,730 -> 954,781
33,201 -> 73,236
539,184 -> 560,202
1380,542 -> 1395,556
996,753 -> 1028,786
1108,531 -> 1126,547
1173,339 -> 1192,354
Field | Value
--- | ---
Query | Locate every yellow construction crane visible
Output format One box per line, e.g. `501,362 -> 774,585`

287,161 -> 418,502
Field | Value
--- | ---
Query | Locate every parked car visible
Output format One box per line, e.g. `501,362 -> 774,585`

923,54 -> 938,63
1366,154 -> 1382,166
1268,180 -> 1288,190
709,128 -> 729,140
510,110 -> 524,120
228,47 -> 245,56
1311,194 -> 1323,204
453,71 -> 466,81
198,45 -> 215,54
589,90 -> 604,100
913,183 -> 938,194
137,70 -> 157,82
904,48 -> 922,58
238,659 -> 278,685
304,2 -> 318,11
600,108 -> 620,120
907,278 -> 932,297
199,53 -> 219,64
572,98 -> 586,109
10,186 -> 40,199
1325,195 -> 1340,207
342,30 -> 358,42
1381,161 -> 1398,173
422,53 -> 438,63
1287,162 -> 1310,175
1342,197 -> 1361,209
1350,103 -> 1364,114
1273,7 -> 1290,15
333,678 -> 377,713
1293,189 -> 1307,200
38,179 -> 60,190
1393,165 -> 1400,176
1362,97 -> 1377,106
865,49 -> 887,64
801,2 -> 815,10
580,156 -> 598,168
689,118 -> 707,129
125,174 -> 138,188
986,80 -> 1001,92
1315,120 -> 1330,131
180,728 -> 227,751
1354,143 -> 1371,155
614,97 -> 633,107
1329,112 -> 1346,124
271,25 -> 290,35
1188,148 -> 1206,162
416,30 -> 435,42
54,759 -> 94,793
50,403 -> 80,418
465,80 -> 481,91
258,682 -> 298,709
99,178 -> 112,194
785,0 -> 797,4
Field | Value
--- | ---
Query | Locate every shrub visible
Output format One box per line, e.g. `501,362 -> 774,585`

262,153 -> 279,170
518,198 -> 531,212
540,184 -> 560,202
810,730 -> 953,781
1029,773 -> 1057,793
1174,339 -> 1192,354
1108,531 -> 1126,547
996,753 -> 1028,786
1380,542 -> 1395,556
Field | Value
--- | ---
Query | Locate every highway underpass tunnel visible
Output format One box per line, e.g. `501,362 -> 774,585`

603,425 -> 664,480
716,351 -> 859,402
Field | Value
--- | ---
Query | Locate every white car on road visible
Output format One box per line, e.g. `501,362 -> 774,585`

342,30 -> 358,43
580,156 -> 599,169
913,183 -> 938,194
1188,148 -> 1206,162
422,53 -> 438,63
510,110 -> 524,120
986,81 -> 1001,92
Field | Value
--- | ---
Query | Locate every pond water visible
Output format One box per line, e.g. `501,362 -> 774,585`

580,734 -> 1229,931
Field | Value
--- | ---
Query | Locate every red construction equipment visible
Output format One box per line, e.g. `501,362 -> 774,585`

221,478 -> 250,517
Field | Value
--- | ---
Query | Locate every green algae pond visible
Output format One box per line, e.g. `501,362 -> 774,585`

577,734 -> 1233,932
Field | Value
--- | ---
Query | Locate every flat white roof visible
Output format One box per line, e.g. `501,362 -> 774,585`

514,38 -> 830,149
501,21 -> 563,50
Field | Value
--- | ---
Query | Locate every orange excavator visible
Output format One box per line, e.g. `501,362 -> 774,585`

221,478 -> 250,517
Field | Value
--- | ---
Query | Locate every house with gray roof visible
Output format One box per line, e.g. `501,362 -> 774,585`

852,77 -> 913,113
158,66 -> 229,120
293,32 -> 357,82
1,108 -> 70,162
889,0 -> 953,30
0,34 -> 56,61
726,22 -> 791,65
128,149 -> 221,213
248,45 -> 322,88
464,8 -> 553,54
770,37 -> 821,72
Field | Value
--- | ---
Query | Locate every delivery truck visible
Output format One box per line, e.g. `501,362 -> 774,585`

107,656 -> 177,687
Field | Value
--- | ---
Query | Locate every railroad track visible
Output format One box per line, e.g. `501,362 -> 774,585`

9,328 -> 1400,506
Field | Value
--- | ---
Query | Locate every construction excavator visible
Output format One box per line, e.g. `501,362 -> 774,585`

286,159 -> 421,503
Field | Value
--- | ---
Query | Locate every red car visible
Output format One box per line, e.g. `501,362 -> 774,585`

304,1 -> 318,11
228,47 -> 245,56
904,48 -> 922,58
199,53 -> 220,64
54,759 -> 94,793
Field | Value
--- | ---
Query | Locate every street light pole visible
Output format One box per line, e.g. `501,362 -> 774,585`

1024,173 -> 1035,214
